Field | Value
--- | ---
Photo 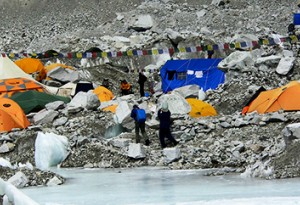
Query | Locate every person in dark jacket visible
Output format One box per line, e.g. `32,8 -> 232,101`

138,71 -> 147,97
157,102 -> 178,149
130,105 -> 150,146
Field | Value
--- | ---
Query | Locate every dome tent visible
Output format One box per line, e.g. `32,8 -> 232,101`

186,98 -> 217,118
0,98 -> 30,132
10,90 -> 71,114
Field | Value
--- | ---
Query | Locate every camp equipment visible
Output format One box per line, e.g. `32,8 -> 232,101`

0,98 -> 30,132
160,59 -> 225,93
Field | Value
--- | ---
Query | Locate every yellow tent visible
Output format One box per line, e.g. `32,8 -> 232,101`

44,63 -> 75,81
186,98 -> 217,118
93,86 -> 114,102
44,63 -> 74,73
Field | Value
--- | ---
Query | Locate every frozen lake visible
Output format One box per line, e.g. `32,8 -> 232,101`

22,167 -> 300,205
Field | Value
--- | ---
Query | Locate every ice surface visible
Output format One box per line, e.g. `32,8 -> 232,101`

22,167 -> 300,205
0,178 -> 39,205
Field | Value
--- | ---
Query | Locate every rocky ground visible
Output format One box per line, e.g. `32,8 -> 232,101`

1,0 -> 300,203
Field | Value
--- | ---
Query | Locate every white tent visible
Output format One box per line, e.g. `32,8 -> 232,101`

0,56 -> 59,94
0,56 -> 34,80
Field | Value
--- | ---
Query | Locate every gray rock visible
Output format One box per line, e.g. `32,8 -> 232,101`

163,147 -> 181,163
128,143 -> 146,159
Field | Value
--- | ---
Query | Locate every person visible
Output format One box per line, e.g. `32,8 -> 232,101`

207,50 -> 214,59
120,80 -> 131,96
288,23 -> 295,36
138,71 -> 147,97
157,101 -> 178,149
130,105 -> 150,146
102,78 -> 110,89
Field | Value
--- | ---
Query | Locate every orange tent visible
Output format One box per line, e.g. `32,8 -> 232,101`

247,81 -> 300,114
0,77 -> 44,98
14,58 -> 46,81
93,86 -> 114,102
186,98 -> 217,118
0,98 -> 30,132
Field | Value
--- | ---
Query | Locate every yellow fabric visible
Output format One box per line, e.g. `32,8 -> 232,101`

93,86 -> 114,102
44,63 -> 74,73
186,98 -> 217,118
44,63 -> 74,80
247,81 -> 300,114
0,98 -> 30,132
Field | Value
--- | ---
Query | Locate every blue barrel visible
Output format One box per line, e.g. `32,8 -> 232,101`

294,13 -> 300,26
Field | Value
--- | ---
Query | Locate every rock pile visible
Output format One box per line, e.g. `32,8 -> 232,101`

1,2 -> 300,204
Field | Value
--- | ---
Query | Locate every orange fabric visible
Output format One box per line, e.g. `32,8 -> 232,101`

120,82 -> 131,90
102,104 -> 118,113
0,98 -> 30,132
247,81 -> 300,114
241,106 -> 249,115
15,58 -> 46,81
93,86 -> 114,102
0,77 -> 44,98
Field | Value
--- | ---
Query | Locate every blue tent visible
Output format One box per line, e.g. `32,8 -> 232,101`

160,59 -> 225,93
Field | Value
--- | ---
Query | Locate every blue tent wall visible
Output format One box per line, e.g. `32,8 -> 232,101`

160,59 -> 225,93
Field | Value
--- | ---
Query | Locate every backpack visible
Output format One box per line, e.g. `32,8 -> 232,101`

136,109 -> 146,122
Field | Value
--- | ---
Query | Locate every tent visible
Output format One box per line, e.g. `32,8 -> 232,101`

44,63 -> 75,81
247,81 -> 300,114
0,98 -> 30,132
102,104 -> 118,113
93,86 -> 114,102
0,56 -> 59,95
38,49 -> 60,58
0,77 -> 44,98
10,90 -> 71,114
56,82 -> 77,97
44,63 -> 74,73
74,81 -> 94,96
0,56 -> 35,80
14,58 -> 46,81
241,86 -> 266,115
160,59 -> 225,93
186,98 -> 217,118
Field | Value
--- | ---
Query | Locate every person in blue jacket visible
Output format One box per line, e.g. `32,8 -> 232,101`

131,105 -> 150,146
157,102 -> 178,149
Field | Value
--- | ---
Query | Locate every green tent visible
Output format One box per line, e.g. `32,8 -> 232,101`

10,90 -> 71,114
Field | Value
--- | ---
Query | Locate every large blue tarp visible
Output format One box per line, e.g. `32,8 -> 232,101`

160,59 -> 225,93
